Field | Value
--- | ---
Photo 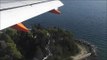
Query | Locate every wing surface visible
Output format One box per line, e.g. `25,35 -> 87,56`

0,0 -> 63,30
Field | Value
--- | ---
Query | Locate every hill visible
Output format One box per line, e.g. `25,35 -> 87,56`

0,25 -> 88,60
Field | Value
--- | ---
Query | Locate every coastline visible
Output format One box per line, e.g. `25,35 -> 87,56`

73,39 -> 98,60
0,28 -> 98,60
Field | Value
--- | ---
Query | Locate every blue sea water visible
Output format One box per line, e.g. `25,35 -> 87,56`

24,0 -> 107,60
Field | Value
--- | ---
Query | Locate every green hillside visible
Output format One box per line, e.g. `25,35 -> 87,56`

0,25 -> 79,60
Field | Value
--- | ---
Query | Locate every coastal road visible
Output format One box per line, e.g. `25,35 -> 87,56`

71,43 -> 91,60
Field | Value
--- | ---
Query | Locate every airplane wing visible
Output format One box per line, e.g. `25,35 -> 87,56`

0,0 -> 64,32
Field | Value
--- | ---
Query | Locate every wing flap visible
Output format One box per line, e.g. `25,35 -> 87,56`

12,23 -> 29,32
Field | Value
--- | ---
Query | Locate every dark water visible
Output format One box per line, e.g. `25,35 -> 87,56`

24,0 -> 107,60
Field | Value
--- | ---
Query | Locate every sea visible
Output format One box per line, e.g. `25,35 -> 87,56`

24,0 -> 107,60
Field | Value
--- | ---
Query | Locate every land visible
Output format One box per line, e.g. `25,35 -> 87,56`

72,40 -> 97,60
0,25 -> 97,60
71,43 -> 90,60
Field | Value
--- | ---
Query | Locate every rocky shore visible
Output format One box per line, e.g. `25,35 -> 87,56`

74,39 -> 98,60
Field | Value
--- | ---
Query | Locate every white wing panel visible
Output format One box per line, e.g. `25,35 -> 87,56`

0,0 -> 63,30
0,0 -> 49,10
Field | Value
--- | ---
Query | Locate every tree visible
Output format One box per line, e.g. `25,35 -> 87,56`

0,33 -> 22,60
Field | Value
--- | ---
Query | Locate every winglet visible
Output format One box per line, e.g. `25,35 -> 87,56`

12,23 -> 29,32
50,8 -> 61,14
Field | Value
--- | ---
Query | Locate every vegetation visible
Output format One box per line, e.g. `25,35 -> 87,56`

0,25 -> 79,60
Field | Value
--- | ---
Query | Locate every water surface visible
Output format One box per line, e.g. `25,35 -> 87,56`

24,0 -> 107,60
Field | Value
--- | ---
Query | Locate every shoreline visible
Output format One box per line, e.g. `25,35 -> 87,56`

73,39 -> 98,60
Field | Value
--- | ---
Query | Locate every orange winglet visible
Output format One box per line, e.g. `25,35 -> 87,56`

12,23 -> 29,32
50,9 -> 61,14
